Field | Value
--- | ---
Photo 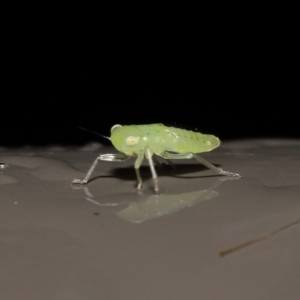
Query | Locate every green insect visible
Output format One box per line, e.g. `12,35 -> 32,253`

72,124 -> 240,193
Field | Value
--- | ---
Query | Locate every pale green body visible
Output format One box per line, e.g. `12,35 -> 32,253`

73,124 -> 238,193
110,123 -> 220,157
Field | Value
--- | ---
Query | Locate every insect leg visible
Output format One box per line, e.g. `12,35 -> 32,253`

72,155 -> 102,184
72,153 -> 130,184
161,151 -> 193,159
145,148 -> 159,194
134,151 -> 144,191
99,153 -> 129,162
193,154 -> 240,177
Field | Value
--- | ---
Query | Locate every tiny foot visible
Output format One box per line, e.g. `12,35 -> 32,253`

220,170 -> 241,178
72,178 -> 87,184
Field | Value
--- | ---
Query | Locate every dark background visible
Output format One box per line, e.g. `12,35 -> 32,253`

2,19 -> 298,147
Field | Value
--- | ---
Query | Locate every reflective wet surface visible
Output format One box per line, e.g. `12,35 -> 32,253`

0,140 -> 300,300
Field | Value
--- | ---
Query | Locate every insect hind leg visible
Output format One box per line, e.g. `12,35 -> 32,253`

193,154 -> 240,178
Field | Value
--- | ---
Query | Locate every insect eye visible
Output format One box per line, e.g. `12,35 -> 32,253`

126,136 -> 139,146
111,124 -> 122,132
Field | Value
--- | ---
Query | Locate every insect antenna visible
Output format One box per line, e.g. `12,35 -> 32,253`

78,126 -> 110,140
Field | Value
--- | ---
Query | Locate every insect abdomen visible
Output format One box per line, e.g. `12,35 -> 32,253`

165,127 -> 220,153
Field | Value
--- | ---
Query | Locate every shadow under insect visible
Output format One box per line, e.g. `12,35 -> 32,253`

109,161 -> 224,183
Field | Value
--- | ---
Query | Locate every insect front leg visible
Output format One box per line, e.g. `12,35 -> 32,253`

72,155 -> 102,184
193,154 -> 240,177
72,152 -> 129,184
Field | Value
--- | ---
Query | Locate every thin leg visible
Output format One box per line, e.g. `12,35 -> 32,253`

72,155 -> 101,184
193,154 -> 240,177
99,153 -> 129,162
72,152 -> 130,184
134,151 -> 144,190
146,148 -> 159,194
161,151 -> 193,159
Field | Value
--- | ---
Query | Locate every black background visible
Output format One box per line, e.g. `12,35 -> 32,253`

2,19 -> 298,147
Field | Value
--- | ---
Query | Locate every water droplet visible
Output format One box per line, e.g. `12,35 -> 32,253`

0,163 -> 9,169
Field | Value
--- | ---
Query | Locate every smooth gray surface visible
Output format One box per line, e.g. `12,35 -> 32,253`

1,140 -> 300,300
